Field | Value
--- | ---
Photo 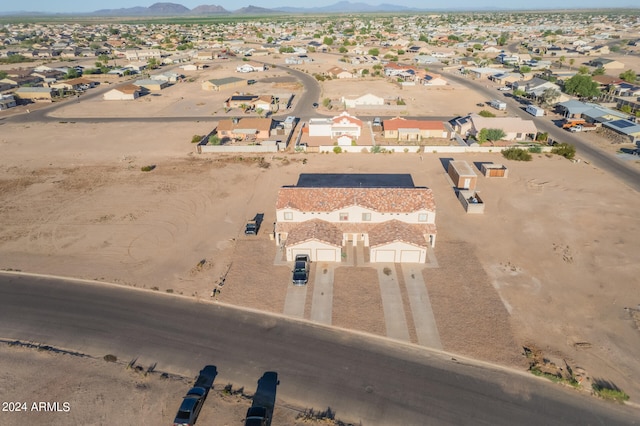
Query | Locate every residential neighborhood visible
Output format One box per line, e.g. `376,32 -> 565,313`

1,7 -> 640,426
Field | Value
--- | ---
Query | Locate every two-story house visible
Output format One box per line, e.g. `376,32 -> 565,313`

275,174 -> 437,263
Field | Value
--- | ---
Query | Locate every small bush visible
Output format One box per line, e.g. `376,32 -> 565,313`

592,382 -> 629,403
478,110 -> 496,117
333,146 -> 342,154
103,354 -> 118,363
528,145 -> 542,153
502,147 -> 532,161
551,143 -> 576,160
191,135 -> 202,143
141,165 -> 156,172
383,267 -> 392,276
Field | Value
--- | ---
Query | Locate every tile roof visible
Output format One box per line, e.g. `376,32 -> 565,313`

217,117 -> 272,132
285,219 -> 342,247
384,117 -> 444,131
276,187 -> 436,213
369,219 -> 430,248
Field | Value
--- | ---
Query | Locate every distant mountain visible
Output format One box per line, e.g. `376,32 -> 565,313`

276,1 -> 413,13
191,4 -> 229,14
148,2 -> 190,14
234,5 -> 278,14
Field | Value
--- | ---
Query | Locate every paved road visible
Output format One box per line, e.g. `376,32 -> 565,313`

0,272 -> 638,425
442,69 -> 640,193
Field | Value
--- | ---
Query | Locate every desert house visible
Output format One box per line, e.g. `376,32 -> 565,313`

216,117 -> 273,141
201,77 -> 246,91
383,117 -> 449,141
341,93 -> 384,108
103,84 -> 142,101
308,112 -> 363,145
275,174 -> 437,263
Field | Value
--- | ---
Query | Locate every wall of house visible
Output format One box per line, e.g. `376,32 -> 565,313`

198,144 -> 279,153
276,205 -> 435,226
458,190 -> 485,214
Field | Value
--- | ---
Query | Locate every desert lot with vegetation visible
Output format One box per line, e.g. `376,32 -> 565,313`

1,54 -> 640,424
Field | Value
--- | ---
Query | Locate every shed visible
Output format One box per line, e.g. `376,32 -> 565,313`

447,160 -> 477,190
480,163 -> 509,178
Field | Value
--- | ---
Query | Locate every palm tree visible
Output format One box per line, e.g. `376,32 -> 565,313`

569,58 -> 575,70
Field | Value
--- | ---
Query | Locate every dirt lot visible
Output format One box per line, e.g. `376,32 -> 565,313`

1,53 -> 640,421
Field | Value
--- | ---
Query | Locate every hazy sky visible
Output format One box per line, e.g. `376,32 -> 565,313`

1,0 -> 637,13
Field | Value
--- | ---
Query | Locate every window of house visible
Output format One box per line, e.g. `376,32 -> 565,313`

340,212 -> 349,221
418,213 -> 428,222
284,212 -> 293,220
362,213 -> 371,221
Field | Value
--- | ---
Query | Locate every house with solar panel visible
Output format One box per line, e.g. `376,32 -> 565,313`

275,174 -> 436,264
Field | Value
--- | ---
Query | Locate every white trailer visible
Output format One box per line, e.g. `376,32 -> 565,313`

489,99 -> 506,111
526,105 -> 545,117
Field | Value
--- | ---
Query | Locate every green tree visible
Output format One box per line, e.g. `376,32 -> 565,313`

147,57 -> 159,69
339,46 -> 348,53
0,70 -> 7,79
208,135 -> 221,145
497,32 -> 509,46
323,36 -> 334,46
619,69 -> 637,83
620,104 -> 632,114
540,87 -> 561,105
368,48 -> 379,56
477,128 -> 506,142
564,74 -> 600,98
478,110 -> 496,117
592,67 -> 605,76
64,68 -> 79,79
578,65 -> 589,75
558,55 -> 565,69
519,65 -> 532,74
569,58 -> 575,69
322,97 -> 331,108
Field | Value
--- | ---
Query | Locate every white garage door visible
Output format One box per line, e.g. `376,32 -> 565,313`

373,250 -> 396,263
400,250 -> 421,263
316,249 -> 337,262
292,249 -> 312,260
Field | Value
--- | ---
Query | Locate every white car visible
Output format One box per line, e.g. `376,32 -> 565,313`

498,86 -> 511,91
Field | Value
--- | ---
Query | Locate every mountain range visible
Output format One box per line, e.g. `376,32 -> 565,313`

4,1 -> 422,16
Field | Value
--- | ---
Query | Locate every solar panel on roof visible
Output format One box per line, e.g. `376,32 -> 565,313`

611,120 -> 635,128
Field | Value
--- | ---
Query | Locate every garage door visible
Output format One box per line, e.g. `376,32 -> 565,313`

292,249 -> 312,260
316,249 -> 337,262
373,250 -> 396,263
400,250 -> 421,263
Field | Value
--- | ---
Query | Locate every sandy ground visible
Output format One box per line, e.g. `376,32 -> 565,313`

1,53 -> 640,421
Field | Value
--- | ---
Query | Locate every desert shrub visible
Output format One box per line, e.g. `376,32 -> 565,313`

103,354 -> 117,362
528,145 -> 542,153
502,147 -> 532,161
592,381 -> 629,402
141,165 -> 156,172
208,135 -> 221,145
191,135 -> 202,143
478,110 -> 496,117
551,143 -> 576,159
333,146 -> 342,154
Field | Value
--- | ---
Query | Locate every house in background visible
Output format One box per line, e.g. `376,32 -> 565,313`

216,117 -> 273,141
326,67 -> 355,79
201,77 -> 246,91
308,112 -> 363,144
275,174 -> 437,263
383,117 -> 449,140
341,93 -> 384,108
14,87 -> 54,102
0,94 -> 17,110
103,84 -> 141,100
451,113 -> 537,141
420,71 -> 447,86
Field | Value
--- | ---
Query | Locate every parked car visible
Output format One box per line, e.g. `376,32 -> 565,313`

245,220 -> 258,235
244,406 -> 269,426
247,79 -> 257,85
292,254 -> 310,285
498,86 -> 511,91
312,102 -> 319,108
173,387 -> 206,426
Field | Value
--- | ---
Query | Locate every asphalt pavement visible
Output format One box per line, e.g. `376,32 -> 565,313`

1,272 -> 637,425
